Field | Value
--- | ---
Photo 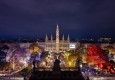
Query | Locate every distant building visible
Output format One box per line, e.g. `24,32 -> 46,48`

45,25 -> 70,52
99,38 -> 111,42
19,25 -> 77,52
2,25 -> 115,53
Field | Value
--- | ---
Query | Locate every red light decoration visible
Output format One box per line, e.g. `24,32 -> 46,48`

85,44 -> 115,74
85,44 -> 108,64
86,44 -> 115,73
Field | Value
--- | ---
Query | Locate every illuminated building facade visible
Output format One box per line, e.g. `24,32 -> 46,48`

18,25 -> 77,52
45,25 -> 71,52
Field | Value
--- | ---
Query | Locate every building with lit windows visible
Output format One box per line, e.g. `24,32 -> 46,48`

19,25 -> 77,52
45,25 -> 70,52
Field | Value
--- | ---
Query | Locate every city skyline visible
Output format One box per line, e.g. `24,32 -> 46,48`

0,0 -> 115,39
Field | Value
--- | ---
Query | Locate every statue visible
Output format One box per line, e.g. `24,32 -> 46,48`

52,59 -> 61,71
52,58 -> 61,78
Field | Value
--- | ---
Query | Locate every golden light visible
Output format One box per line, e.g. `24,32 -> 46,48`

29,43 -> 41,54
69,62 -> 71,66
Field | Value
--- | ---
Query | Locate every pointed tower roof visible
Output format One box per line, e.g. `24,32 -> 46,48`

45,34 -> 48,41
46,34 -> 48,38
51,34 -> 53,40
67,34 -> 70,42
56,24 -> 59,30
62,34 -> 64,40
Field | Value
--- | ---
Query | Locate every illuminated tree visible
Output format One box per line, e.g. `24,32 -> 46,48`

75,46 -> 87,63
64,51 -> 71,59
85,44 -> 109,69
64,50 -> 80,67
29,43 -> 43,69
21,67 -> 32,76
29,43 -> 41,54
68,53 -> 78,67
84,45 -> 115,74
75,46 -> 86,54
7,49 -> 28,71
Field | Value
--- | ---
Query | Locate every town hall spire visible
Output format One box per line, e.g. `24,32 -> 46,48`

56,24 -> 59,52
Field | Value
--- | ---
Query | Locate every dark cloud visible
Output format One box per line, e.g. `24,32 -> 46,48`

0,0 -> 115,39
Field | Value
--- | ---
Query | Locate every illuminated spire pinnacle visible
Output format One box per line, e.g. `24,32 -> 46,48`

56,24 -> 59,30
56,24 -> 59,52
62,34 -> 64,41
45,34 -> 48,41
51,34 -> 53,41
67,34 -> 70,42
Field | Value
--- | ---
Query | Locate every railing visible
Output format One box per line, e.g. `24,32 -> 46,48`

35,68 -> 52,71
61,67 -> 78,71
35,67 -> 78,71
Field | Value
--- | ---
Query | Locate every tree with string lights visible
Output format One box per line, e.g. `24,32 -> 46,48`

84,44 -> 115,74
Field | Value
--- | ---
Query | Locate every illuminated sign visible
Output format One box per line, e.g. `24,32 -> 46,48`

69,44 -> 76,48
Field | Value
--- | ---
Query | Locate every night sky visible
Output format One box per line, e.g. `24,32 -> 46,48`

0,0 -> 115,40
